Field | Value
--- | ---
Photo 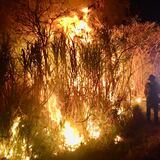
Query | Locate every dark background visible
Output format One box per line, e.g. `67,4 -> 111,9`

130,0 -> 160,22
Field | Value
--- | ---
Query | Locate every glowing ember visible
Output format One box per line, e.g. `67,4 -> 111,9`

62,121 -> 84,151
87,119 -> 101,139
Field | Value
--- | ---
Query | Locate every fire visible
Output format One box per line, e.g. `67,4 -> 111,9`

10,116 -> 21,138
0,117 -> 33,160
135,97 -> 142,104
87,119 -> 101,139
46,94 -> 84,151
114,135 -> 123,144
47,94 -> 62,125
81,7 -> 90,14
62,121 -> 84,151
56,7 -> 93,43
117,107 -> 125,115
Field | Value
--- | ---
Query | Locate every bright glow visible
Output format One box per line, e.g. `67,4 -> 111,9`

114,135 -> 123,144
11,117 -> 21,138
62,121 -> 84,151
135,97 -> 142,104
56,8 -> 93,43
0,117 -> 33,159
47,94 -> 62,125
87,119 -> 101,139
81,7 -> 90,14
117,107 -> 124,115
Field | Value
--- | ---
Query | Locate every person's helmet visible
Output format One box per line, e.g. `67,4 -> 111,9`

148,74 -> 156,81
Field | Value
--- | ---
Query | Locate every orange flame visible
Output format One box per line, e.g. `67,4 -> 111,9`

47,94 -> 62,125
56,7 -> 93,43
87,119 -> 101,139
61,121 -> 84,151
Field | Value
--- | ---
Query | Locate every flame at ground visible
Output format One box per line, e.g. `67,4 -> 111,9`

0,117 -> 21,159
56,7 -> 93,43
61,121 -> 84,151
46,94 -> 84,151
0,117 -> 33,160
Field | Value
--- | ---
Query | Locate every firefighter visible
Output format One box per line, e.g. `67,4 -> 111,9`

144,74 -> 160,123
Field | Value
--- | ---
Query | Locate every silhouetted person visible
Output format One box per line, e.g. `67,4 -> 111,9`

145,74 -> 160,123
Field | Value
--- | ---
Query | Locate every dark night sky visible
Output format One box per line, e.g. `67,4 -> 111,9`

130,0 -> 160,23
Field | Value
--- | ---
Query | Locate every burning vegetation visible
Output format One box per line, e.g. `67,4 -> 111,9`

0,1 -> 160,160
